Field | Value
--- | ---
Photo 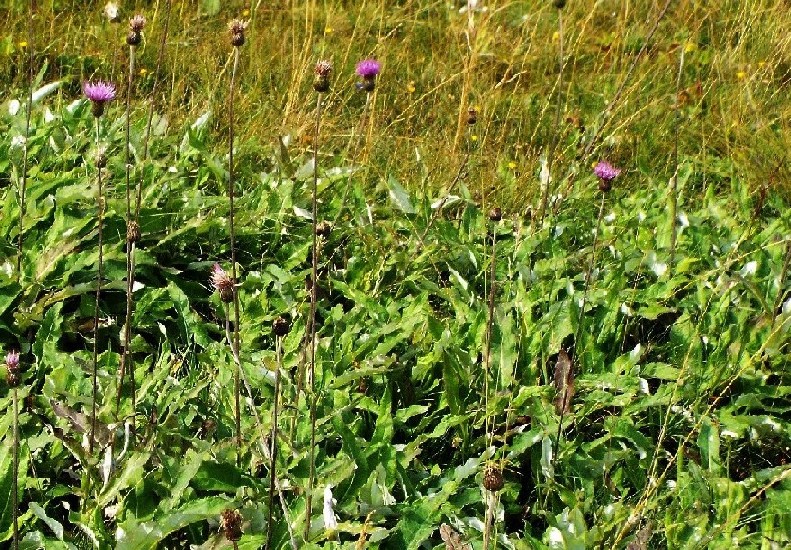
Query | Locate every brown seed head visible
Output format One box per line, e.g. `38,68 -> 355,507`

228,19 -> 248,46
483,466 -> 504,492
220,508 -> 243,542
127,221 -> 141,244
272,316 -> 291,337
488,207 -> 502,222
553,0 -> 567,8
467,108 -> 478,125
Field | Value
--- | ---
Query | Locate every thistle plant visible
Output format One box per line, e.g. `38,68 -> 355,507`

226,18 -> 247,460
83,80 -> 116,454
305,57 -> 332,543
118,13 -> 145,429
6,349 -> 21,550
354,58 -> 380,156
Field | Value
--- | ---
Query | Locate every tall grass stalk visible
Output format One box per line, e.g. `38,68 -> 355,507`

90,117 -> 105,455
537,2 -> 566,226
669,45 -> 686,270
16,0 -> 34,278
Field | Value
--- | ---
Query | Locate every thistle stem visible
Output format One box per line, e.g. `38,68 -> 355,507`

266,335 -> 283,550
305,91 -> 323,544
483,491 -> 496,550
90,116 -> 104,455
118,43 -> 136,430
669,46 -> 686,270
12,386 -> 19,550
484,221 -> 498,449
228,46 -> 243,462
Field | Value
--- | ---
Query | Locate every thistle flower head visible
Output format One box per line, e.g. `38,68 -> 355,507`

83,81 -> 117,103
129,14 -> 146,33
83,81 -> 116,117
593,160 -> 620,191
210,264 -> 234,303
5,350 -> 19,370
355,59 -> 381,78
593,161 -> 621,182
228,19 -> 248,46
313,60 -> 333,93
5,349 -> 20,387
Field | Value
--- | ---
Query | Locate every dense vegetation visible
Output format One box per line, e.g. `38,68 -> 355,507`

1,1 -> 789,548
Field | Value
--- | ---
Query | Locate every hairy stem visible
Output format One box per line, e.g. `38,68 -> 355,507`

228,46 -> 243,461
118,43 -> 136,429
90,117 -> 105,455
305,91 -> 323,544
266,335 -> 283,550
12,386 -> 19,550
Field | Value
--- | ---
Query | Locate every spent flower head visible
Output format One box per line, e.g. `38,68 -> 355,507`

593,160 -> 621,191
127,14 -> 146,45
83,81 -> 117,117
228,19 -> 248,47
313,60 -> 333,93
220,509 -> 243,542
210,264 -> 234,303
104,2 -> 120,23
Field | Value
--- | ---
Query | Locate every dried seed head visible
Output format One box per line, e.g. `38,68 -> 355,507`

104,2 -> 121,23
483,466 -> 504,492
95,146 -> 108,168
126,30 -> 142,46
314,60 -> 333,93
272,316 -> 291,337
129,14 -> 146,33
127,221 -> 141,244
488,207 -> 502,222
228,19 -> 248,47
210,264 -> 235,303
553,350 -> 575,415
553,0 -> 567,9
220,508 -> 243,542
467,108 -> 478,125
315,220 -> 332,237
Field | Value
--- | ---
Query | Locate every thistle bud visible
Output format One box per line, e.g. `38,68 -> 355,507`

483,466 -> 504,492
553,0 -> 567,8
5,350 -> 21,388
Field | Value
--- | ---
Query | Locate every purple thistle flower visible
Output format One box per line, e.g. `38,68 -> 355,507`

83,81 -> 117,117
210,264 -> 234,303
5,350 -> 19,370
593,161 -> 621,192
593,161 -> 621,181
356,59 -> 381,78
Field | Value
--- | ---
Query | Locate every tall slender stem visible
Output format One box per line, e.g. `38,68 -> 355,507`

90,117 -> 105,455
17,0 -> 34,277
669,46 -> 686,270
537,8 -> 564,227
12,386 -> 19,550
305,91 -> 323,544
266,335 -> 283,550
119,43 -> 136,428
227,46 -> 243,462
483,220 -> 498,449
